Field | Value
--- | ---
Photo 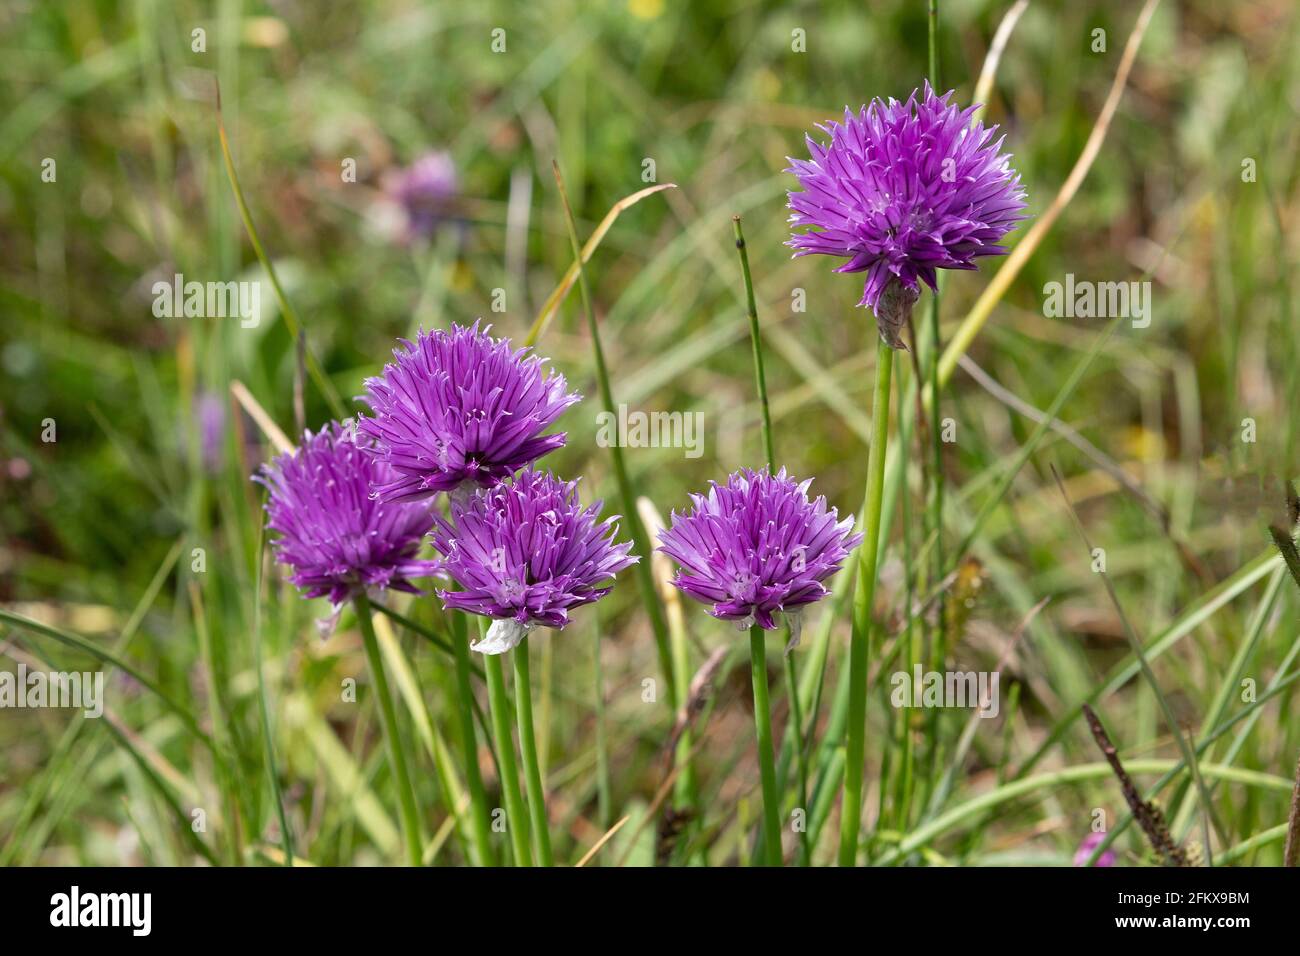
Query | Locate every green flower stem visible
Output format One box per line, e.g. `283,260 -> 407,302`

734,214 -> 810,864
251,516 -> 294,864
591,618 -> 613,827
924,0 -> 950,816
733,217 -> 774,462
483,635 -> 533,866
354,592 -> 423,866
513,635 -> 555,866
450,611 -> 496,866
783,658 -> 812,865
839,338 -> 894,866
749,625 -> 783,866
215,95 -> 345,419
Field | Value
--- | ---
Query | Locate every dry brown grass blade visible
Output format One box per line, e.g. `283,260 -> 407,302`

664,646 -> 729,761
972,0 -> 1030,122
935,0 -> 1161,390
609,729 -> 718,868
575,814 -> 631,868
636,496 -> 689,647
523,182 -> 676,346
231,379 -> 293,454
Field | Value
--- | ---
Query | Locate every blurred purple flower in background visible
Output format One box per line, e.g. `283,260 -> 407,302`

430,469 -> 637,654
194,390 -> 226,474
255,423 -> 441,611
359,322 -> 580,502
786,81 -> 1026,344
1073,832 -> 1117,867
384,150 -> 458,243
658,468 -> 862,633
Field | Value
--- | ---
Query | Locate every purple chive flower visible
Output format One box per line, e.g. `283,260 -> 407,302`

385,150 -> 458,242
194,390 -> 226,474
358,322 -> 581,502
1073,832 -> 1117,867
786,81 -> 1027,346
430,469 -> 637,654
255,422 -> 441,611
657,468 -> 862,634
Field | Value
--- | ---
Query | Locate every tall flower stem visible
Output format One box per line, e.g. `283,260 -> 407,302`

482,629 -> 533,866
449,610 -> 496,866
591,617 -> 613,827
750,625 -> 783,866
734,216 -> 774,459
354,592 -> 423,866
923,0 -> 949,816
839,338 -> 894,866
512,635 -> 555,866
734,214 -> 809,863
552,160 -> 676,710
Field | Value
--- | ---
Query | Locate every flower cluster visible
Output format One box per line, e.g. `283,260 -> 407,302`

657,468 -> 861,632
259,322 -> 631,652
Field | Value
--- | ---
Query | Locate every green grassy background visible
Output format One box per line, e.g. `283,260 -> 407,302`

1,0 -> 1298,865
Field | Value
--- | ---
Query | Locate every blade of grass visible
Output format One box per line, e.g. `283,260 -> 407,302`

215,83 -> 345,419
353,592 -> 424,865
840,337 -> 895,866
524,183 -> 676,347
250,502 -> 294,864
734,214 -> 808,865
551,159 -> 676,709
933,0 -> 1161,390
1050,464 -> 1218,864
877,760 -> 1290,866
0,607 -> 215,754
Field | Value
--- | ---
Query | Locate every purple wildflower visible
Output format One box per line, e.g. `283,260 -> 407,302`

430,469 -> 637,654
657,468 -> 862,633
194,390 -> 226,474
358,322 -> 581,502
1073,832 -> 1117,867
786,82 -> 1027,344
385,150 -> 458,242
255,422 -> 441,609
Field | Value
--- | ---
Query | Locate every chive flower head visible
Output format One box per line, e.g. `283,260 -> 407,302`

256,422 -> 441,608
359,322 -> 580,502
657,468 -> 862,631
786,82 -> 1027,345
430,469 -> 637,654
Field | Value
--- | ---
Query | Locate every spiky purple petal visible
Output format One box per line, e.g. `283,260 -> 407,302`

786,81 -> 1027,316
657,468 -> 862,630
358,322 -> 580,501
255,422 -> 440,607
430,469 -> 637,643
